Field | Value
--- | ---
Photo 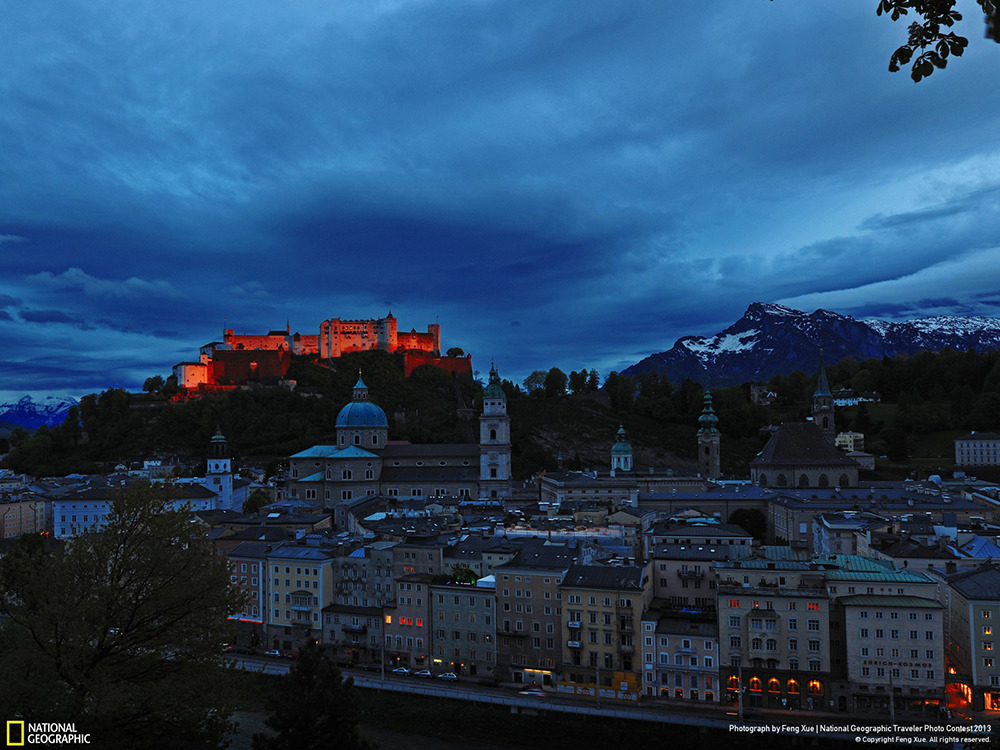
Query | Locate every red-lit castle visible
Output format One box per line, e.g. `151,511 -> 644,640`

172,312 -> 471,393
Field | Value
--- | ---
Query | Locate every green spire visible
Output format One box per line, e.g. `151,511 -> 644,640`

814,353 -> 832,398
698,392 -> 719,434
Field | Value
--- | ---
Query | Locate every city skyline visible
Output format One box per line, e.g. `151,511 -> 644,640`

2,1 -> 999,400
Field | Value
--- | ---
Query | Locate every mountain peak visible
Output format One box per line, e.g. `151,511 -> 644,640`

0,395 -> 79,429
623,305 -> 1000,386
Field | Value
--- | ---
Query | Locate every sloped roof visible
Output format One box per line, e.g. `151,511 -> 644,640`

560,563 -> 645,591
751,422 -> 859,468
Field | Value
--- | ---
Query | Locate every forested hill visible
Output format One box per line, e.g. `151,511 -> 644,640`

4,347 -> 1000,481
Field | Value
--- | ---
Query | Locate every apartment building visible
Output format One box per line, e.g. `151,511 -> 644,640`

265,544 -> 337,651
429,578 -> 497,677
559,563 -> 651,700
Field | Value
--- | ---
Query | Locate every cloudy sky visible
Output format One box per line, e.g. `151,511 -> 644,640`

2,1 -> 999,401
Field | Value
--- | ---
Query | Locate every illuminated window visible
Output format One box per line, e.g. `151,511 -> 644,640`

808,680 -> 822,695
749,677 -> 762,692
787,680 -> 799,694
729,599 -> 740,608
807,602 -> 819,611
727,675 -> 739,691
767,678 -> 781,693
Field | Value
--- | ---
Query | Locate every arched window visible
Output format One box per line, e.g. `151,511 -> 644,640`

490,429 -> 497,441
727,675 -> 740,691
776,474 -> 787,487
838,474 -> 849,487
767,678 -> 781,693
818,474 -> 829,487
787,679 -> 800,694
758,474 -> 768,486
767,639 -> 777,651
749,677 -> 762,693
798,474 -> 809,487
751,638 -> 763,650
808,680 -> 822,695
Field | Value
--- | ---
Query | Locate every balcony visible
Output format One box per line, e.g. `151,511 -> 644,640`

567,621 -> 582,629
677,569 -> 703,579
342,624 -> 367,634
567,640 -> 582,649
618,644 -> 634,655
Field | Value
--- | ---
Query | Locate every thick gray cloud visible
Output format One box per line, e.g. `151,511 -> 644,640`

0,0 -> 998,399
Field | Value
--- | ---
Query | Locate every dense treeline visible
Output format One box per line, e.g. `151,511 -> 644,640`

3,351 -> 481,477
5,347 -> 999,479
591,348 -> 1000,468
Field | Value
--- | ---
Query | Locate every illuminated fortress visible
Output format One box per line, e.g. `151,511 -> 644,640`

319,312 -> 440,358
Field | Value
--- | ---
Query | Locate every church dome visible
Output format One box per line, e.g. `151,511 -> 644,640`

484,363 -> 505,401
611,425 -> 632,454
335,374 -> 388,428
336,401 -> 388,428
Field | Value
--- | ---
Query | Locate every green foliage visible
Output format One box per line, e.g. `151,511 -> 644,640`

253,642 -> 376,750
0,481 -> 244,749
243,487 -> 273,515
728,508 -> 767,540
143,375 -> 165,394
771,1 -> 1000,82
523,370 -> 546,394
874,0 -> 998,81
543,367 -> 568,398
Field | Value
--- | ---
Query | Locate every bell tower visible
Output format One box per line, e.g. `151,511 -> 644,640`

208,427 -> 234,510
479,363 -> 511,500
812,354 -> 836,442
697,392 -> 721,480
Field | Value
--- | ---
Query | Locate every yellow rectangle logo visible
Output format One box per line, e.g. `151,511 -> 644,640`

6,720 -> 25,746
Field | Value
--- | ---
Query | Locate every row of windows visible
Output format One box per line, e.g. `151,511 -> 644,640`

859,629 -> 935,640
861,667 -> 935,680
565,594 -> 633,607
647,652 -> 716,668
859,647 -> 933,659
858,610 -> 933,621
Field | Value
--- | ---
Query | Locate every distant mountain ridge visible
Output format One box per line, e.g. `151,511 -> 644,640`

0,395 -> 78,430
622,302 -> 1000,387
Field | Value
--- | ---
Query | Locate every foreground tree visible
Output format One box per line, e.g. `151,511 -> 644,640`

253,642 -> 377,750
0,481 -> 245,750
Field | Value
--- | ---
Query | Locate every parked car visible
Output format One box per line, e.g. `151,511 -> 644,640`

263,649 -> 281,658
363,663 -> 383,672
518,687 -> 547,697
391,667 -> 411,675
413,669 -> 433,678
436,672 -> 459,680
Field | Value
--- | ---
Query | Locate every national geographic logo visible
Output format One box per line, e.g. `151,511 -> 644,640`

5,722 -> 90,745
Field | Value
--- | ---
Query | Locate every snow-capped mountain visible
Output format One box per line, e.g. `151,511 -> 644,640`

0,395 -> 79,430
622,302 -> 1000,386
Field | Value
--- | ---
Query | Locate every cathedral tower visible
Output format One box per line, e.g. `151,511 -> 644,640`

697,392 -> 721,480
479,364 -> 511,500
208,427 -> 235,510
611,425 -> 633,475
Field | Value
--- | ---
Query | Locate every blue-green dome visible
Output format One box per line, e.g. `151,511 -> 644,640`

484,363 -> 505,401
336,400 -> 388,428
611,425 -> 632,454
336,374 -> 388,428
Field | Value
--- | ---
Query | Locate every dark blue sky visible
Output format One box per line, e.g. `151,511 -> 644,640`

2,1 -> 999,400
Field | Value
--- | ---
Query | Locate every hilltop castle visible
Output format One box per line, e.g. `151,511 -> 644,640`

172,312 -> 469,393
